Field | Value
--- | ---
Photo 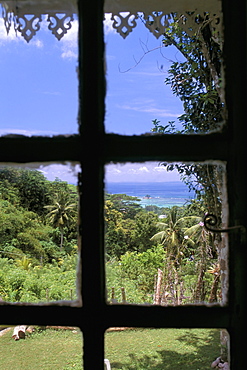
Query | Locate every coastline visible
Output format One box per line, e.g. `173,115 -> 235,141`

105,181 -> 194,208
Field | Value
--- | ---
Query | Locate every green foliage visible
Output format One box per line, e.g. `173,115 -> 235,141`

105,193 -> 142,219
150,207 -> 201,264
159,12 -> 224,134
106,259 -> 145,304
107,205 -> 217,305
119,245 -> 166,300
0,255 -> 77,302
0,166 -> 80,303
44,191 -> 77,250
0,166 -> 219,305
132,211 -> 159,252
0,199 -> 56,261
0,167 -> 51,215
105,199 -> 159,259
149,13 -> 225,218
16,255 -> 32,270
0,167 -> 78,260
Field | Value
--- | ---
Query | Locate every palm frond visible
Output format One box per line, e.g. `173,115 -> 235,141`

184,223 -> 201,236
150,231 -> 166,243
176,216 -> 201,226
156,222 -> 168,230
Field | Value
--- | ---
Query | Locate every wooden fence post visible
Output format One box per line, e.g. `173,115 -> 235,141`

154,268 -> 163,305
121,287 -> 126,303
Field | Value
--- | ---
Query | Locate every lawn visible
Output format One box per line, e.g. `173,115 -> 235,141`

0,327 -> 220,369
105,328 -> 221,369
0,327 -> 83,370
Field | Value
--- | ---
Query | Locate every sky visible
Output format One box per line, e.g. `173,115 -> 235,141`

0,9 -> 184,183
104,14 -> 184,135
0,14 -> 79,137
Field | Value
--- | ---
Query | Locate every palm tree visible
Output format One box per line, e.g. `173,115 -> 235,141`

183,220 -> 219,303
150,207 -> 201,304
184,221 -> 209,302
45,192 -> 77,250
151,207 -> 200,266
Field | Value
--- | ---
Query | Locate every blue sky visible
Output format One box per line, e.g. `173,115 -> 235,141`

0,15 -> 78,136
104,14 -> 184,135
0,13 -> 183,183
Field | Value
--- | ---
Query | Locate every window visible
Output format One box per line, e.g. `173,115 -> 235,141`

104,161 -> 228,307
0,0 -> 246,369
104,5 -> 225,135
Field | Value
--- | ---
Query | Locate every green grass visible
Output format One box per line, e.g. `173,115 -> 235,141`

0,327 -> 83,370
0,327 -> 220,369
105,328 -> 221,370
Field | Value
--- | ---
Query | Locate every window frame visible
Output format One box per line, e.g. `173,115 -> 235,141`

0,0 -> 246,368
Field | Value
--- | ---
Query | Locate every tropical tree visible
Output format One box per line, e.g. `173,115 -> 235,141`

132,211 -> 158,253
150,207 -> 201,304
44,192 -> 77,250
147,12 -> 226,305
105,193 -> 142,219
0,167 -> 51,215
149,11 -> 224,135
184,221 -> 215,302
148,12 -> 224,216
150,207 -> 200,266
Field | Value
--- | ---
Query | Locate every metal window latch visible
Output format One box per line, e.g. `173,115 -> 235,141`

203,214 -> 246,234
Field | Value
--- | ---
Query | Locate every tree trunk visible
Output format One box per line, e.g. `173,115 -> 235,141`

60,228 -> 64,250
154,268 -> 163,305
209,273 -> 220,303
193,268 -> 205,303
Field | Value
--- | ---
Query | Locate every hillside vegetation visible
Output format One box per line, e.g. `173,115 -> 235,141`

0,167 -> 219,304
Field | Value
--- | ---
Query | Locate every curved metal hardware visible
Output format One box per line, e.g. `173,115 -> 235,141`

203,213 -> 246,234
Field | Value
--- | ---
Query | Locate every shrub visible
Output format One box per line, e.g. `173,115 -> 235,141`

120,245 -> 166,296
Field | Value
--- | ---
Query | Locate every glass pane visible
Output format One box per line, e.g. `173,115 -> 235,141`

105,161 -> 228,306
0,1 -> 78,136
105,328 -> 230,369
104,2 -> 225,135
0,162 -> 81,305
0,325 -> 83,368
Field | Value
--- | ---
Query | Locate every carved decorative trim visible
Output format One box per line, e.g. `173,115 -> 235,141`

47,12 -> 74,40
1,0 -> 222,42
110,12 -> 138,38
143,12 -> 172,39
1,1 -> 77,42
15,14 -> 42,42
104,0 -> 222,40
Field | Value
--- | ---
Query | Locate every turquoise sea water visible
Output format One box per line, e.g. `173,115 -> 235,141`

105,182 -> 195,208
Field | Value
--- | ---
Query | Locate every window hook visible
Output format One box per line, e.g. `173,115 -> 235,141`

203,213 -> 246,234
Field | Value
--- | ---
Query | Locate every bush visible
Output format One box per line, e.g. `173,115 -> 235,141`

106,245 -> 166,303
120,245 -> 165,296
106,259 -> 145,303
0,256 -> 77,303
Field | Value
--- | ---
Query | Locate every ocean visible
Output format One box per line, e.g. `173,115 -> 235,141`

105,182 -> 195,208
